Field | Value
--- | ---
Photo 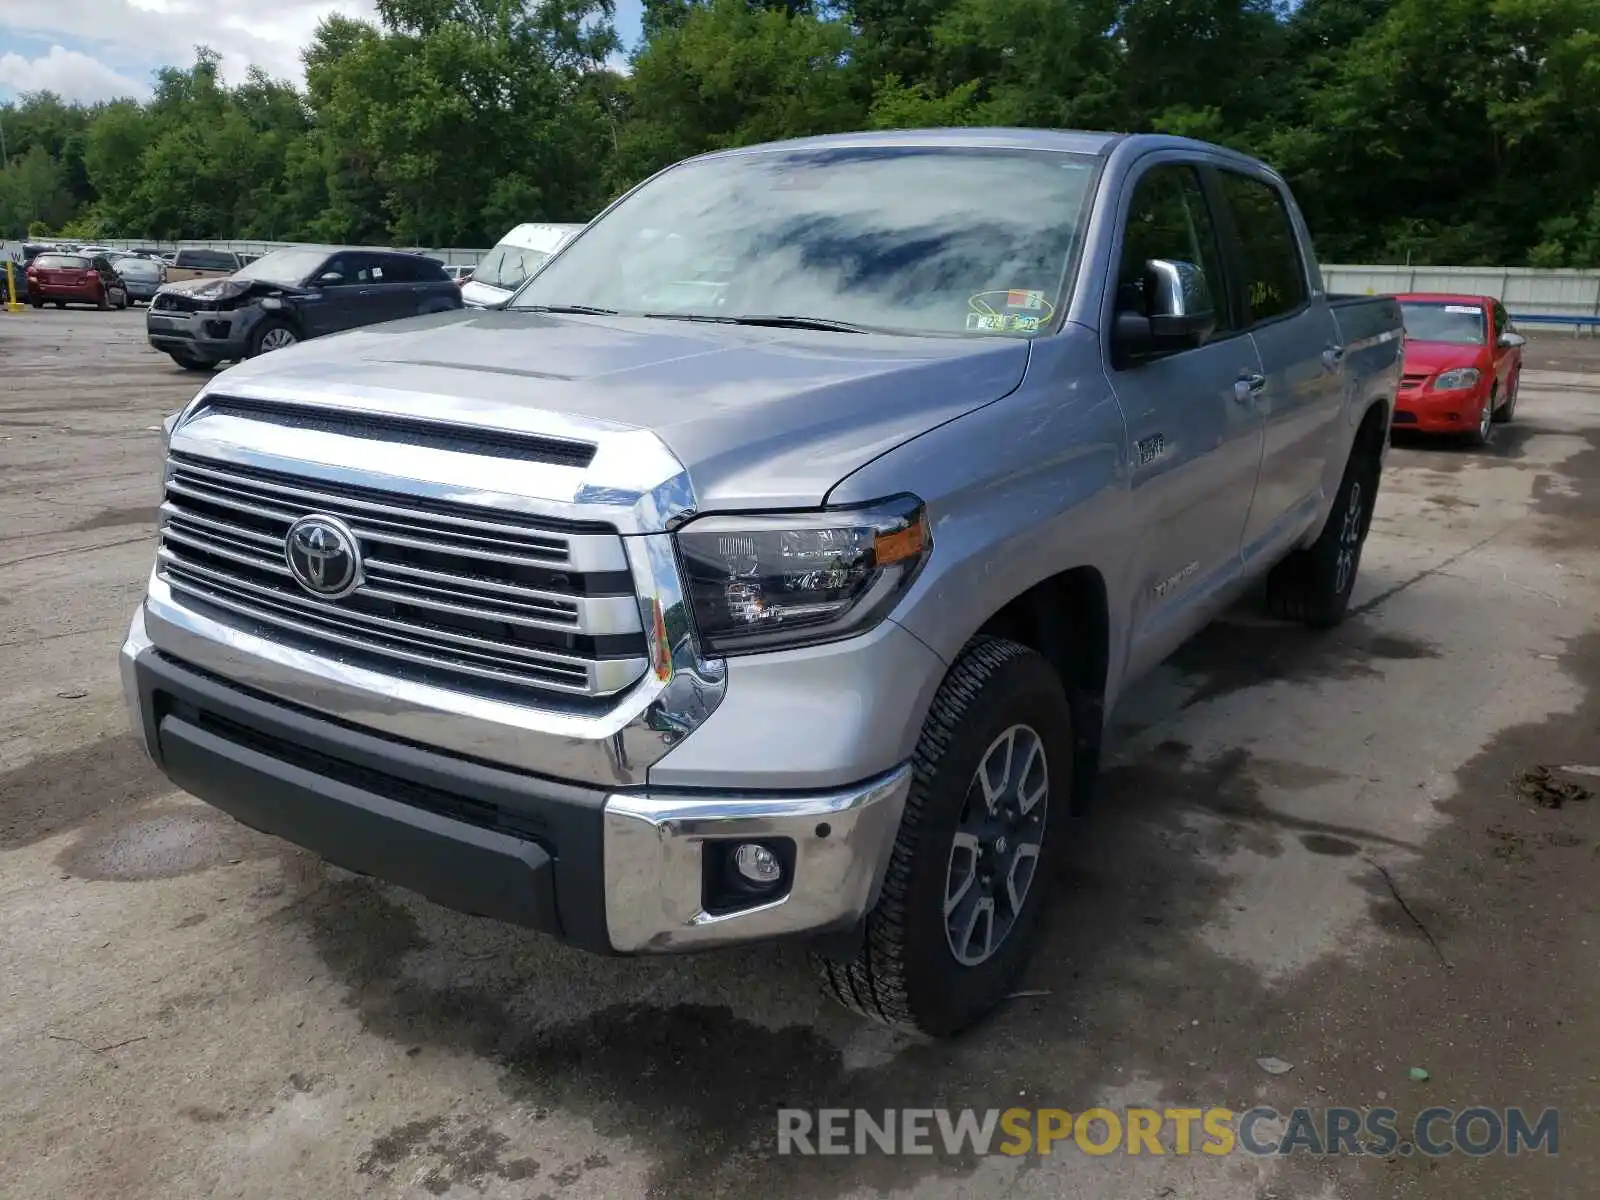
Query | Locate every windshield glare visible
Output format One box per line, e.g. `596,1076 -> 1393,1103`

475,246 -> 555,291
511,146 -> 1100,336
234,248 -> 335,286
1402,302 -> 1486,345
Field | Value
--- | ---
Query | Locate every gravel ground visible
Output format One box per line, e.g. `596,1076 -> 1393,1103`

2,308 -> 1597,1199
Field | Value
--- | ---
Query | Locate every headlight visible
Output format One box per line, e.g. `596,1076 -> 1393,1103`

675,495 -> 932,655
1432,367 -> 1480,390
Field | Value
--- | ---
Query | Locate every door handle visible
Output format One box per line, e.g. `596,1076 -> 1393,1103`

1323,344 -> 1345,370
1234,373 -> 1267,403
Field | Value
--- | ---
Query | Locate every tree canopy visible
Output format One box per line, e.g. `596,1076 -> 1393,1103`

3,0 -> 1599,265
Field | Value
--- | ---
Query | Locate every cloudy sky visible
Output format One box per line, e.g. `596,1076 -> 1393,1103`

0,0 -> 645,103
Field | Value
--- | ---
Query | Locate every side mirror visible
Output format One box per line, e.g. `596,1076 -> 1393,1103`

1114,258 -> 1218,363
1498,331 -> 1527,349
317,271 -> 345,286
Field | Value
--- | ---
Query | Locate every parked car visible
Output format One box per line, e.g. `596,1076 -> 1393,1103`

145,244 -> 464,370
25,252 -> 129,309
164,248 -> 243,282
129,247 -> 167,259
1393,293 -> 1525,444
442,264 -> 473,285
459,222 -> 583,308
121,130 -> 1400,1036
115,255 -> 167,304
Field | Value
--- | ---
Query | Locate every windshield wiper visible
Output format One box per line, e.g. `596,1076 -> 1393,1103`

642,312 -> 872,334
519,304 -> 621,316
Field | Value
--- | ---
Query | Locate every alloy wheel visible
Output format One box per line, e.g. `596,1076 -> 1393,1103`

944,724 -> 1049,967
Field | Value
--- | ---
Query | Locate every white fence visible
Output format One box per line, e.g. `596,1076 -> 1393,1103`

1324,264 -> 1600,326
73,238 -> 491,267
28,243 -> 1600,323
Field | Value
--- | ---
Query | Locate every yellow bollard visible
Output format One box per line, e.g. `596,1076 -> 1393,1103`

2,261 -> 22,313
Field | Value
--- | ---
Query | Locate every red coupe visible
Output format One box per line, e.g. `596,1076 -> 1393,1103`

1393,293 -> 1524,444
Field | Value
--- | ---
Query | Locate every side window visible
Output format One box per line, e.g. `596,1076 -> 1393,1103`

1217,171 -> 1308,324
319,255 -> 353,284
1492,303 -> 1507,340
1116,164 -> 1233,335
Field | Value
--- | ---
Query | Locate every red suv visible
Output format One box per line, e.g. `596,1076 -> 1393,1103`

26,252 -> 131,310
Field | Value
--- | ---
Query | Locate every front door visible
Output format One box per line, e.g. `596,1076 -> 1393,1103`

1108,160 -> 1267,678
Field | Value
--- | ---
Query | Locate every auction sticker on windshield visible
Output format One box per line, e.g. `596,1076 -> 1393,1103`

1444,305 -> 1483,314
967,289 -> 1056,333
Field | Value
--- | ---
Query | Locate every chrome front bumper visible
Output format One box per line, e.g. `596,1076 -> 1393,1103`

603,768 -> 910,951
122,610 -> 910,953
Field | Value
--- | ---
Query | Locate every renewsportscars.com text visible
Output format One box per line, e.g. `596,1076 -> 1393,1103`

777,1106 -> 1559,1158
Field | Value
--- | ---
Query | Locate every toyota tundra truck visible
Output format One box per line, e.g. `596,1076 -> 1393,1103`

121,129 -> 1402,1036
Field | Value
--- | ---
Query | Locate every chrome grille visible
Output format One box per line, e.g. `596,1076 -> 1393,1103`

156,453 -> 649,701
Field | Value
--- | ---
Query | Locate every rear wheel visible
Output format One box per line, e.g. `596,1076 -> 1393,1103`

812,636 -> 1071,1036
114,287 -> 128,311
97,287 -> 110,311
1264,438 -> 1381,628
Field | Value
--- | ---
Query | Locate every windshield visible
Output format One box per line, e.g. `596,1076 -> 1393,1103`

1401,302 -> 1486,345
233,248 -> 334,286
474,245 -> 558,291
33,254 -> 89,269
511,146 -> 1099,336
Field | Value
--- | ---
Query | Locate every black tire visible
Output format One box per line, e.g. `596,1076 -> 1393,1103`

248,319 -> 298,357
812,636 -> 1072,1037
53,300 -> 66,309
1464,387 -> 1495,447
1264,441 -> 1380,628
168,351 -> 215,372
31,299 -> 43,310
1492,371 -> 1518,424
114,287 -> 128,311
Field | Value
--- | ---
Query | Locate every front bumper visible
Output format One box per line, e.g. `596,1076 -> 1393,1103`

1394,386 -> 1488,433
121,610 -> 911,954
146,305 -> 254,359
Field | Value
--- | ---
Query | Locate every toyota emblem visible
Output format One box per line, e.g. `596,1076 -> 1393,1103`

285,514 -> 362,598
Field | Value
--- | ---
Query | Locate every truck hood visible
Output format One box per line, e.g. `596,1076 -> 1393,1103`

208,308 -> 1031,510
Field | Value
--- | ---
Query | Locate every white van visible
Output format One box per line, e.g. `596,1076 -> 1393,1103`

461,222 -> 585,308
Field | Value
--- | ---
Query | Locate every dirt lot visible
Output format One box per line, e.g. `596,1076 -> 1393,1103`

2,308 -> 1597,1199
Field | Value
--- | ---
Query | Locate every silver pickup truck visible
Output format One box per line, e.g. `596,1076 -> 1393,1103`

121,129 -> 1401,1036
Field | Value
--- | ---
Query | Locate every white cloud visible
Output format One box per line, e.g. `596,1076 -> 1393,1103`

2,0 -> 382,90
0,44 -> 150,102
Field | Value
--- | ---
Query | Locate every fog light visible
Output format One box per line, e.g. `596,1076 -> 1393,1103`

732,842 -> 782,886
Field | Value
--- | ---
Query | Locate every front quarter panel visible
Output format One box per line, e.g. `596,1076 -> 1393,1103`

828,326 -> 1134,700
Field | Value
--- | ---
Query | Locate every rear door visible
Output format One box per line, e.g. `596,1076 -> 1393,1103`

373,255 -> 439,319
1106,157 -> 1267,677
1213,167 -> 1344,566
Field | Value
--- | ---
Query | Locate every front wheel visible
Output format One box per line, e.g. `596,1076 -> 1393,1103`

812,636 -> 1071,1036
167,351 -> 215,372
1493,371 -> 1519,424
249,319 -> 298,357
1264,439 -> 1381,628
1465,387 -> 1495,447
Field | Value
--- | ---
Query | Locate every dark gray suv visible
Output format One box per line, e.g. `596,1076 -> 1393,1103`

146,245 -> 464,371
